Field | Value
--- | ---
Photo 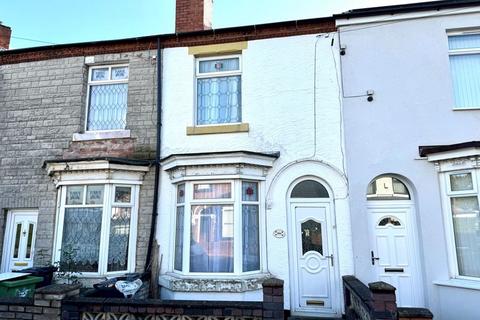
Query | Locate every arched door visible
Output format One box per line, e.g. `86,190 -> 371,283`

289,179 -> 339,316
367,176 -> 424,307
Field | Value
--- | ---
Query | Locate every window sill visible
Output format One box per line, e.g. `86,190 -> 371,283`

452,107 -> 480,111
159,272 -> 272,292
186,123 -> 249,135
433,278 -> 480,291
72,130 -> 131,141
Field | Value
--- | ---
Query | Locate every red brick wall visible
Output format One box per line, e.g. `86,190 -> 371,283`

0,24 -> 11,50
0,18 -> 335,65
63,138 -> 135,159
176,0 -> 211,33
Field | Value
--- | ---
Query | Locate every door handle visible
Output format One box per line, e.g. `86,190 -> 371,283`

371,251 -> 380,265
326,254 -> 334,267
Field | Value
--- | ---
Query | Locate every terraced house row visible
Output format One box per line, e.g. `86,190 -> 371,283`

1,0 -> 480,319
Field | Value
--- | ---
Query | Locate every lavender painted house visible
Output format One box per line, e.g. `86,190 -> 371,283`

337,0 -> 480,319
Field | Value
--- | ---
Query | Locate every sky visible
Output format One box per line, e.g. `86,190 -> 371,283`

1,0 -> 434,49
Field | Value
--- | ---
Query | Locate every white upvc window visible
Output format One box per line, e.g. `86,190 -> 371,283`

195,55 -> 242,125
173,179 -> 262,275
442,170 -> 480,279
447,32 -> 480,109
54,183 -> 139,276
86,65 -> 129,131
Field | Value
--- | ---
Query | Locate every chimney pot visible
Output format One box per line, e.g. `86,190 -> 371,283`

175,0 -> 213,33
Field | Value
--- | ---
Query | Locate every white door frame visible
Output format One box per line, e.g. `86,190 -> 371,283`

367,200 -> 425,307
287,179 -> 341,317
1,209 -> 39,273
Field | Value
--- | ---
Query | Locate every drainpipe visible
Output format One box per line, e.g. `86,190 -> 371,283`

145,36 -> 162,273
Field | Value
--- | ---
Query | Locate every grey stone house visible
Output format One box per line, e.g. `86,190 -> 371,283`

0,40 -> 158,278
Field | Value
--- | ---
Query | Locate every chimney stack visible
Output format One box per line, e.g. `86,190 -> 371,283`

0,23 -> 11,50
175,0 -> 213,33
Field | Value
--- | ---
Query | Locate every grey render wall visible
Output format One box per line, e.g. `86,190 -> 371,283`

339,11 -> 480,320
0,50 -> 157,272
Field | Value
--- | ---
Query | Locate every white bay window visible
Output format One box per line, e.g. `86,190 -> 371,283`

444,171 -> 480,278
56,184 -> 139,275
46,159 -> 149,278
174,180 -> 260,275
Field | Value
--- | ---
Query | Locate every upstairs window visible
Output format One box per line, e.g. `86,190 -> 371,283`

87,65 -> 129,131
196,56 -> 242,125
448,33 -> 480,109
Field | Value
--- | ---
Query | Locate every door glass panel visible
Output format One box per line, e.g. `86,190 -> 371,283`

107,207 -> 131,272
25,223 -> 34,259
378,217 -> 402,227
13,223 -> 22,259
301,220 -> 323,255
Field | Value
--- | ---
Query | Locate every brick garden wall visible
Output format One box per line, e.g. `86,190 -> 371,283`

0,49 -> 157,272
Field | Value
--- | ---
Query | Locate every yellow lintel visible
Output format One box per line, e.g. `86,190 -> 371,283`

188,41 -> 248,56
186,123 -> 249,135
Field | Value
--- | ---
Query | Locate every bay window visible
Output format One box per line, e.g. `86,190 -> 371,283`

55,184 -> 138,275
174,180 -> 261,274
444,171 -> 480,278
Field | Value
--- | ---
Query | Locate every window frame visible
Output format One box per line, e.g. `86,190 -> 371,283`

53,183 -> 139,277
441,169 -> 480,281
173,179 -> 264,276
447,31 -> 480,110
85,64 -> 129,132
194,55 -> 242,126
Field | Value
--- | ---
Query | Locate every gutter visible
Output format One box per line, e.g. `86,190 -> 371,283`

145,36 -> 162,273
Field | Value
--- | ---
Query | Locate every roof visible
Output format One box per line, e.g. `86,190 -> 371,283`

160,150 -> 280,163
335,0 -> 480,19
419,141 -> 480,157
42,157 -> 154,168
0,17 -> 335,65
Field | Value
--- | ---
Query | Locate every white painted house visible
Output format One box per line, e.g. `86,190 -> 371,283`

155,1 -> 352,317
337,0 -> 480,319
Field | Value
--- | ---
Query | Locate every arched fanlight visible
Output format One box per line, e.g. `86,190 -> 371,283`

367,176 -> 410,200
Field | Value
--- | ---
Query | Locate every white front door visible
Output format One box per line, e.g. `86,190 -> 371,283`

290,203 -> 338,316
368,203 -> 424,307
1,210 -> 38,272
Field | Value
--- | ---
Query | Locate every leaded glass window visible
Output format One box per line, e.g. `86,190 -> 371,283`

87,65 -> 129,131
196,56 -> 242,125
57,184 -> 137,276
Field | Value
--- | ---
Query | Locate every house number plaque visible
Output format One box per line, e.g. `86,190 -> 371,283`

273,229 -> 285,238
